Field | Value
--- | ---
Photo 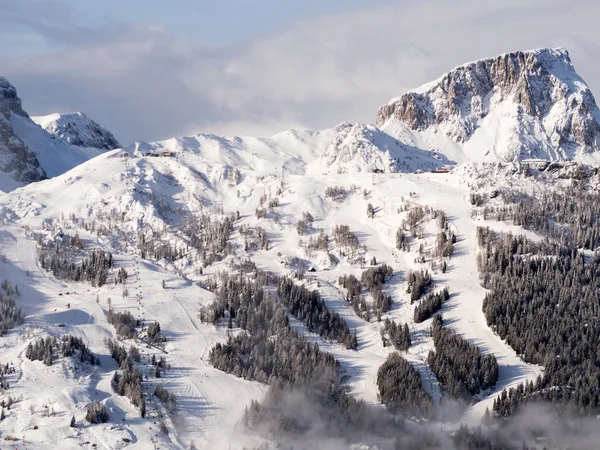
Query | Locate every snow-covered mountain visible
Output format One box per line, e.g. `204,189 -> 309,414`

33,112 -> 121,150
377,48 -> 600,164
0,77 -> 119,192
3,48 -> 600,449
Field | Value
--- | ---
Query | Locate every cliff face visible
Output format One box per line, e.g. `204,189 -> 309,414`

0,77 -> 46,187
376,48 -> 600,162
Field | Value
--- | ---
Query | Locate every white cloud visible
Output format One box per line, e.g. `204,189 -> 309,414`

1,0 -> 599,144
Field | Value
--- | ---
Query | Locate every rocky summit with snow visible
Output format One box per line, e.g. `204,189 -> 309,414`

33,112 -> 121,151
377,48 -> 600,164
3,48 -> 600,450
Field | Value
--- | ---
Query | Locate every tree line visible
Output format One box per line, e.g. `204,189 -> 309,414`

414,288 -> 449,323
0,279 -> 24,336
377,352 -> 433,419
428,314 -> 498,400
380,318 -> 411,351
477,226 -> 600,417
26,335 -> 99,366
277,277 -> 357,349
37,233 -> 113,287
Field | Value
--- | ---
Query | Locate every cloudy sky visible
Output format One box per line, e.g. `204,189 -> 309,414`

1,0 -> 599,145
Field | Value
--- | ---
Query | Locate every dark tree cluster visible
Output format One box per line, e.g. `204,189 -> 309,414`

200,270 -> 355,350
361,263 -> 394,315
333,225 -> 360,251
380,318 -> 411,351
338,273 -> 372,321
325,186 -> 346,202
277,277 -> 357,349
477,227 -> 600,416
26,336 -> 57,366
302,230 -> 329,252
204,273 -> 338,386
377,352 -> 433,419
204,271 -> 405,440
107,339 -> 146,417
239,225 -> 269,251
38,242 -> 113,287
434,229 -> 456,258
296,211 -> 314,236
413,288 -> 449,323
338,264 -> 394,323
396,228 -> 409,252
204,269 -> 466,445
180,209 -> 235,262
136,230 -> 183,263
153,384 -> 176,413
480,188 -> 600,249
150,354 -> 170,378
146,321 -> 165,345
210,329 -> 338,388
26,335 -> 99,366
0,280 -> 24,336
115,267 -> 128,284
406,269 -> 432,304
86,400 -> 109,424
428,315 -> 498,400
0,362 -> 15,391
107,338 -> 141,366
107,308 -> 139,339
404,206 -> 425,236
60,335 -> 100,365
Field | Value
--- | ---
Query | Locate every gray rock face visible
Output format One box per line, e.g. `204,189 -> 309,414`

376,48 -> 600,161
0,77 -> 29,119
0,78 -> 45,185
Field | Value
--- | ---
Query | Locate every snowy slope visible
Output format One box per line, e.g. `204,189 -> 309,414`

10,114 -> 111,179
0,137 -> 547,448
33,112 -> 121,150
308,122 -> 454,175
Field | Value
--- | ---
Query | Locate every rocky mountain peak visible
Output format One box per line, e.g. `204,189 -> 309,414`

32,112 -> 121,150
377,48 -> 600,162
0,77 -> 29,119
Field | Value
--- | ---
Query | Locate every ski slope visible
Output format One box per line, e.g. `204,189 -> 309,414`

0,131 -> 550,448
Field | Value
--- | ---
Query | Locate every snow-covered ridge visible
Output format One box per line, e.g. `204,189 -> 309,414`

33,112 -> 121,151
310,122 -> 453,175
376,48 -> 600,164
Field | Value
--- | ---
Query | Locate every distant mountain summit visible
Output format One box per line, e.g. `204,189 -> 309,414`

33,112 -> 121,151
377,48 -> 600,164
